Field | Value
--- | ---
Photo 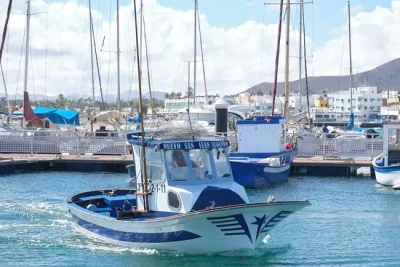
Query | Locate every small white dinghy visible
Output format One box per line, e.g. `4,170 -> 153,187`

66,127 -> 310,253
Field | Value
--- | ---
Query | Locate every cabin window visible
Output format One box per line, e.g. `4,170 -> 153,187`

212,148 -> 231,178
189,149 -> 213,180
166,150 -> 189,181
168,191 -> 181,210
145,148 -> 164,181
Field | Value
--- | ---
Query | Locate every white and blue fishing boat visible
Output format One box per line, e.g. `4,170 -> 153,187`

372,121 -> 400,188
66,127 -> 310,253
229,116 -> 296,187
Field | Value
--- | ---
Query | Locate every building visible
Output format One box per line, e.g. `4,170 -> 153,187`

328,86 -> 382,121
164,95 -> 217,111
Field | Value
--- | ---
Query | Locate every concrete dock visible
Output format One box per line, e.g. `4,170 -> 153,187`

0,154 -> 374,176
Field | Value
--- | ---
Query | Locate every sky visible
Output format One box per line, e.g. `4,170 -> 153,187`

0,0 -> 399,101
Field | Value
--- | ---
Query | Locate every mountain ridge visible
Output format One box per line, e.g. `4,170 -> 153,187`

242,58 -> 400,95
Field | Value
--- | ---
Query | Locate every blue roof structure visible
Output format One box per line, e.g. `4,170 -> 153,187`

34,107 -> 80,125
126,131 -> 229,149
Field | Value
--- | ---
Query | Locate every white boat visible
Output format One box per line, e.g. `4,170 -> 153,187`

66,127 -> 310,253
372,121 -> 400,188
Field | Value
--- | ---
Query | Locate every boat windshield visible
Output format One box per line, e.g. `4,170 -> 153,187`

166,150 -> 189,181
189,149 -> 213,180
166,149 -> 214,181
212,148 -> 231,178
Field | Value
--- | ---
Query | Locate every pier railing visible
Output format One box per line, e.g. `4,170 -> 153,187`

0,130 -> 128,155
297,138 -> 383,159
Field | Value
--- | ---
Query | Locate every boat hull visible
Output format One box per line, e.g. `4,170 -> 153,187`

67,201 -> 309,253
372,156 -> 400,187
230,160 -> 291,187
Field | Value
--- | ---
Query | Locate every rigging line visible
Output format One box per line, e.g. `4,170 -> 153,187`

44,10 -> 48,104
173,21 -> 190,93
271,0 -> 284,116
29,44 -> 37,102
74,22 -> 86,100
142,10 -> 154,114
302,3 -> 311,129
15,29 -> 25,103
197,1 -> 208,102
259,3 -> 266,85
0,0 -> 13,63
105,0 -> 112,104
90,9 -> 105,110
337,13 -> 347,91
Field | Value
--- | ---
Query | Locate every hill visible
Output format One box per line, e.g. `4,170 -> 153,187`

243,58 -> 400,95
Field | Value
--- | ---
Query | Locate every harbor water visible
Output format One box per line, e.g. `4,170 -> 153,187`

1,171 -> 400,266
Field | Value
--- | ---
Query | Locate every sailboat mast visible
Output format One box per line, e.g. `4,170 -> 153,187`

197,4 -> 208,103
133,0 -> 149,211
139,0 -> 143,93
89,0 -> 95,114
0,0 -> 13,121
298,0 -> 303,109
348,0 -> 354,114
271,0 -> 284,116
116,0 -> 121,111
23,0 -> 31,128
193,0 -> 197,105
283,0 -> 290,118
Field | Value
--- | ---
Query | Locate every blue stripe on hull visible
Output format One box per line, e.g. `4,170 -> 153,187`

229,150 -> 297,164
230,161 -> 290,187
72,214 -> 201,243
373,165 -> 400,173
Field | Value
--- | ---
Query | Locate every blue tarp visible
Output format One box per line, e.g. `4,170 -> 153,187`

346,113 -> 354,130
33,107 -> 80,125
128,113 -> 141,123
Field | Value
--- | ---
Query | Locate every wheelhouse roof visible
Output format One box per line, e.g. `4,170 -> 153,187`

126,130 -> 229,150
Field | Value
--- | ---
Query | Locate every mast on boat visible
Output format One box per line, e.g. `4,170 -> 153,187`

0,0 -> 13,121
283,0 -> 290,118
196,3 -> 208,103
298,0 -> 303,109
133,0 -> 150,212
271,0 -> 284,116
22,0 -> 31,128
88,0 -> 95,118
116,0 -> 121,111
193,0 -> 197,106
348,0 -> 354,116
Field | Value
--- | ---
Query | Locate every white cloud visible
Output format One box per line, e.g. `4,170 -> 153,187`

0,0 -> 399,100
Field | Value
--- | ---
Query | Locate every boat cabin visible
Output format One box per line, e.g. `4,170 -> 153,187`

236,116 -> 287,153
126,131 -> 248,215
375,121 -> 400,167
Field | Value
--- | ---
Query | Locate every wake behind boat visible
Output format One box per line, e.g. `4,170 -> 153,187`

66,126 -> 310,253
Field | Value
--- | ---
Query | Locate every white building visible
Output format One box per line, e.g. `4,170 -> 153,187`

164,95 -> 217,112
328,86 -> 382,121
379,106 -> 399,120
